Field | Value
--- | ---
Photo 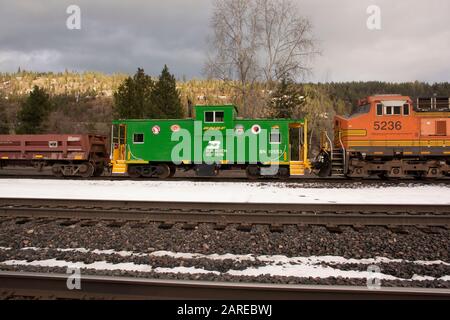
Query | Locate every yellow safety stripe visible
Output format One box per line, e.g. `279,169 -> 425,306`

347,140 -> 450,147
340,129 -> 367,137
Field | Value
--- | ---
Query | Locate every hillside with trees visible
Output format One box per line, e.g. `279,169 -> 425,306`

1,69 -> 449,152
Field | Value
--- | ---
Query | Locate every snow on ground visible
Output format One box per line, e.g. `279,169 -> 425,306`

0,246 -> 449,281
0,179 -> 449,204
3,246 -> 448,266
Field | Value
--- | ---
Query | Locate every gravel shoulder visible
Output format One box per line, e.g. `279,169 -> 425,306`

0,218 -> 448,288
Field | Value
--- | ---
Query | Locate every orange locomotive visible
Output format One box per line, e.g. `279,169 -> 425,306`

317,95 -> 450,179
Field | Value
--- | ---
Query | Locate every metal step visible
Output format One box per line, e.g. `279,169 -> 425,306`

331,148 -> 345,177
289,161 -> 305,176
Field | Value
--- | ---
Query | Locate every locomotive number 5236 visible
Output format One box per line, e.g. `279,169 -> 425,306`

373,121 -> 402,131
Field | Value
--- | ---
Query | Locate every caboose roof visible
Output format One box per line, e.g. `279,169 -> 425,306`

194,104 -> 239,114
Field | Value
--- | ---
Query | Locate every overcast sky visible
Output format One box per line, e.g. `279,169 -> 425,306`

0,0 -> 449,82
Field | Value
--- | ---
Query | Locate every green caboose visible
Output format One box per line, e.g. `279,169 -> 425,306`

111,105 -> 309,178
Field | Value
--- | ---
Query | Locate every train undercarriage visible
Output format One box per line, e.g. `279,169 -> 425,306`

124,163 -> 293,179
315,149 -> 450,180
0,160 -> 105,178
346,156 -> 450,179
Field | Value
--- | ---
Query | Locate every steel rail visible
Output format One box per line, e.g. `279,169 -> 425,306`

1,172 -> 449,184
0,271 -> 449,300
0,198 -> 449,227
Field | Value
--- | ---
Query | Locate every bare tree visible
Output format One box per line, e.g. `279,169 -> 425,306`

205,0 -> 318,115
257,0 -> 317,84
205,0 -> 260,114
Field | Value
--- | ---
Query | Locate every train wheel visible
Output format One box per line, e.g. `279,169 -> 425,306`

425,167 -> 444,179
128,165 -> 142,178
412,171 -> 425,180
278,167 -> 290,180
318,164 -> 332,177
93,165 -> 104,177
52,164 -> 64,178
79,163 -> 95,178
378,173 -> 389,180
246,165 -> 260,180
168,165 -> 177,178
155,164 -> 171,179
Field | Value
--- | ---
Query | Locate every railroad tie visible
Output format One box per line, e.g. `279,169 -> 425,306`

236,223 -> 252,232
325,224 -> 343,233
269,224 -> 284,233
158,221 -> 174,229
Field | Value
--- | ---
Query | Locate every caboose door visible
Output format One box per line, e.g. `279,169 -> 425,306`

111,124 -> 128,174
115,124 -> 127,160
289,126 -> 301,161
288,122 -> 308,176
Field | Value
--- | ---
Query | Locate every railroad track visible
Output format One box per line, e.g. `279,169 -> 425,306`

1,171 -> 450,185
0,271 -> 449,300
0,198 -> 449,229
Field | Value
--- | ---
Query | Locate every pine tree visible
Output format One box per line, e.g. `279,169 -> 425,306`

17,86 -> 52,134
151,65 -> 184,118
269,77 -> 305,118
113,68 -> 154,119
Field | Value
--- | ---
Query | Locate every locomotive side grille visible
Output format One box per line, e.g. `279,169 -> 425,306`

416,97 -> 450,112
436,121 -> 447,136
436,97 -> 450,111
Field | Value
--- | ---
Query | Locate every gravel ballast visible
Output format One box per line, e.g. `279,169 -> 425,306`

0,217 -> 449,288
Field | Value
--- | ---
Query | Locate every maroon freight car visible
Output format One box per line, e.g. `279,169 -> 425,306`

0,134 -> 108,177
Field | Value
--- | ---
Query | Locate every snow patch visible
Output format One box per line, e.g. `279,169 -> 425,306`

5,246 -> 450,266
0,259 -> 215,275
1,246 -> 449,282
0,178 -> 449,204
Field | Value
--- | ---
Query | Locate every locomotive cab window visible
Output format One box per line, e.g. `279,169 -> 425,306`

270,131 -> 281,144
393,106 -> 401,115
133,133 -> 144,144
403,104 -> 410,115
376,104 -> 383,116
385,106 -> 393,115
204,111 -> 224,123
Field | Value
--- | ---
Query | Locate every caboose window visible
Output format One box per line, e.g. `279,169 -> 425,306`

205,112 -> 214,122
133,133 -> 144,144
393,106 -> 401,115
270,132 -> 281,144
376,104 -> 383,116
403,104 -> 410,115
204,111 -> 224,123
215,111 -> 224,122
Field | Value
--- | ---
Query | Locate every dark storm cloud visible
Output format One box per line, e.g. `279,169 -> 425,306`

0,0 -> 211,77
299,0 -> 450,82
0,0 -> 449,81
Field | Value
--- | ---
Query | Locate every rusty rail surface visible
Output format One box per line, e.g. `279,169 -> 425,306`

1,170 -> 450,184
0,271 -> 449,300
0,197 -> 449,228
